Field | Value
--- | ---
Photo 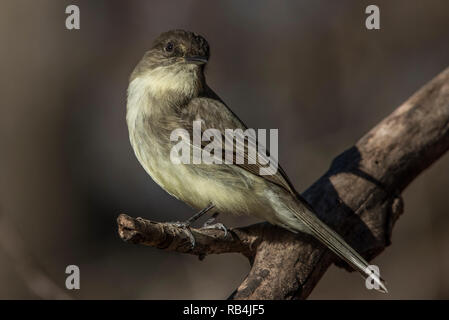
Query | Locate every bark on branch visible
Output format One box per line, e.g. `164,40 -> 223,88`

117,66 -> 449,299
117,214 -> 262,259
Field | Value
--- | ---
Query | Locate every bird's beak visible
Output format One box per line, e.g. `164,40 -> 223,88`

184,55 -> 208,65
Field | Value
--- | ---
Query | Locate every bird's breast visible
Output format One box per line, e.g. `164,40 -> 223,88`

125,76 -> 269,216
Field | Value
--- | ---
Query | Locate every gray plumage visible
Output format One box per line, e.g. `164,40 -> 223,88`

126,29 -> 387,293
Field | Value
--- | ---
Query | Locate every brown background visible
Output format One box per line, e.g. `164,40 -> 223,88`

1,0 -> 449,299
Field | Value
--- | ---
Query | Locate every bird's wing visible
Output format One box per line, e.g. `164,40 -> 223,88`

177,87 -> 297,195
176,89 -> 389,293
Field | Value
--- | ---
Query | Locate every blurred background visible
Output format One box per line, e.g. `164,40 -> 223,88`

1,0 -> 449,299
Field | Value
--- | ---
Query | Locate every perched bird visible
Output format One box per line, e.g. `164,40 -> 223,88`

126,29 -> 387,293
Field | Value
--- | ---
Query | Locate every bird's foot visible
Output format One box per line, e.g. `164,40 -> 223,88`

201,218 -> 228,237
169,221 -> 195,248
166,204 -> 216,249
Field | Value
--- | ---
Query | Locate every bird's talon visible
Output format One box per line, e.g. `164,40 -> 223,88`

187,231 -> 195,248
201,222 -> 228,237
203,218 -> 215,227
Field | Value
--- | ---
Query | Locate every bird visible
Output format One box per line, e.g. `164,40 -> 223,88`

126,29 -> 387,293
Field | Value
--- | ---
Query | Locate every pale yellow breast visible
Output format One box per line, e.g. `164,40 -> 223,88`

126,72 -> 270,218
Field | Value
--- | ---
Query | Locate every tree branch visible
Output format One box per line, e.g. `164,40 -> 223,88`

117,213 -> 261,259
117,66 -> 449,299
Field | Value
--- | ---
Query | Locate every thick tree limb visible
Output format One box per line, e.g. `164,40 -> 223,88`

117,66 -> 449,299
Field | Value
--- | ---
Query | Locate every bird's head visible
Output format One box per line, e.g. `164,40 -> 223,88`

130,29 -> 210,101
150,29 -> 210,67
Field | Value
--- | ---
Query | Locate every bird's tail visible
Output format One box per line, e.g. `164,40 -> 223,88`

288,198 -> 388,293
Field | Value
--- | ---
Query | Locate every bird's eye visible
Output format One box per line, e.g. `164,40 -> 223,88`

165,42 -> 174,52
